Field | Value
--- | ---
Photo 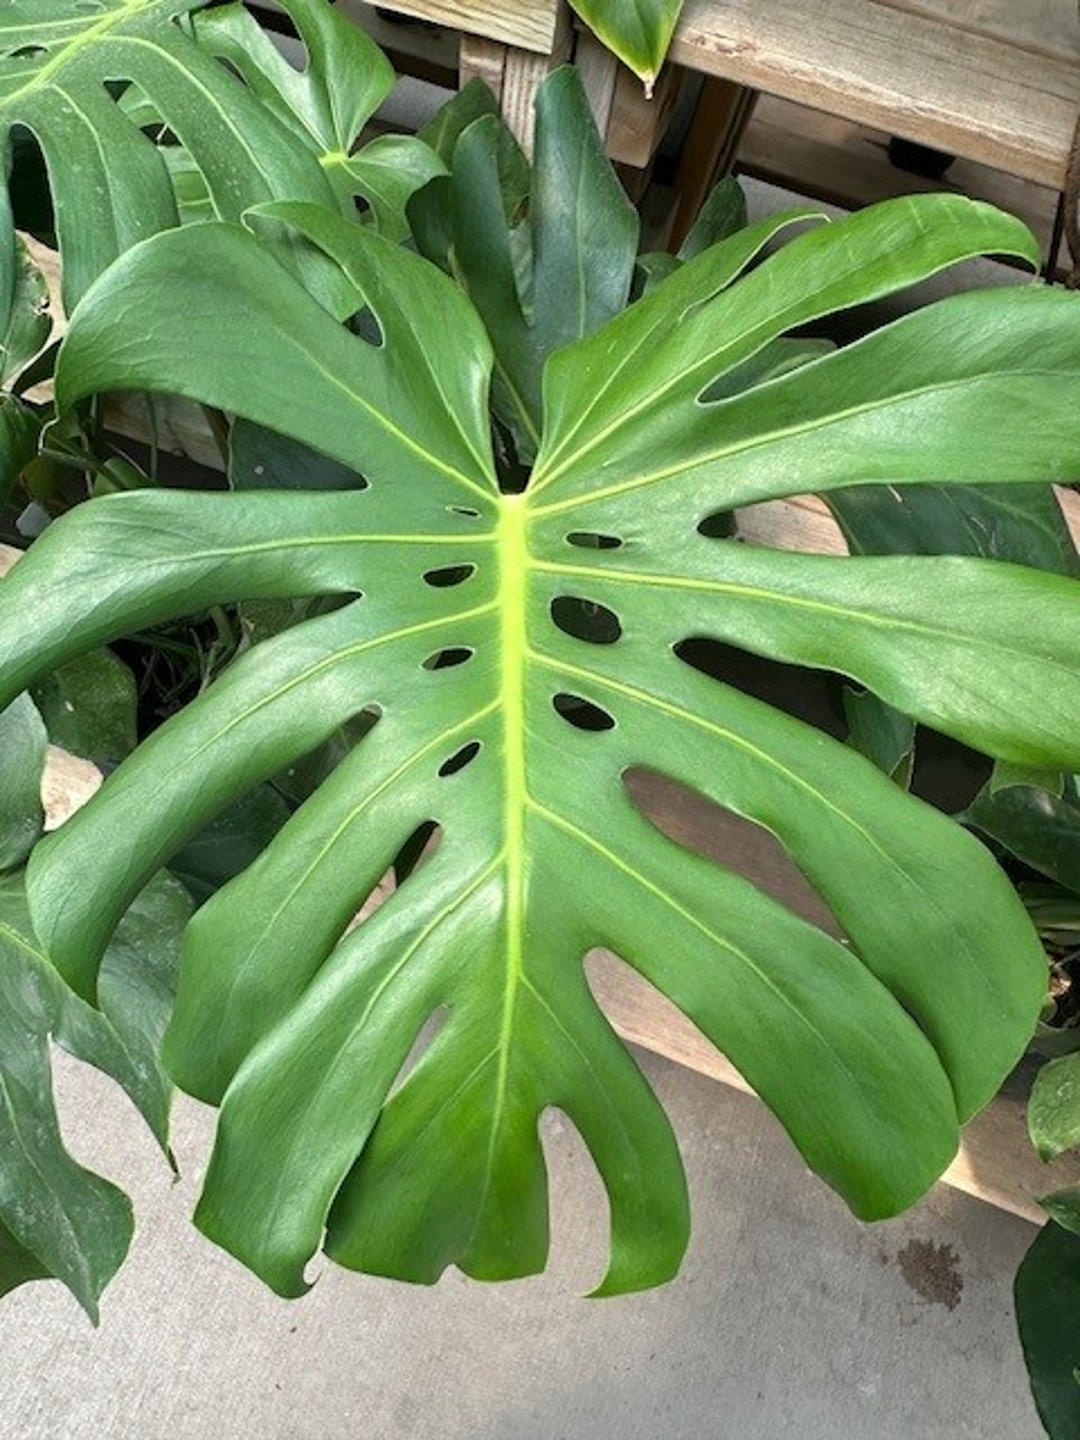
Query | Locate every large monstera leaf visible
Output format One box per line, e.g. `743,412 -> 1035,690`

3,192 -> 1080,1296
0,0 -> 400,307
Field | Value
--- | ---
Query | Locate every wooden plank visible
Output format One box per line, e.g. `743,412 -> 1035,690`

738,95 -> 1066,271
606,60 -> 683,169
459,31 -> 507,105
574,28 -> 619,136
670,0 -> 1080,188
899,0 -> 1077,59
462,4 -> 573,153
669,74 -> 757,250
375,0 -> 558,54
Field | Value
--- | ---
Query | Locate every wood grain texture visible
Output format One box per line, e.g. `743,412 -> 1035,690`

671,0 -> 1080,187
739,95 -> 1065,268
459,31 -> 508,104
378,0 -> 559,54
606,59 -> 683,168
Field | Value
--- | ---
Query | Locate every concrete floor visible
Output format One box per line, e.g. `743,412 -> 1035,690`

0,1045 -> 1043,1439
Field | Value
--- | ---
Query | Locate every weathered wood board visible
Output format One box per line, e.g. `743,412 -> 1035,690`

670,0 -> 1080,188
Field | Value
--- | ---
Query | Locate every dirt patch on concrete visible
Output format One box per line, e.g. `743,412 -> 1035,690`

895,1239 -> 964,1311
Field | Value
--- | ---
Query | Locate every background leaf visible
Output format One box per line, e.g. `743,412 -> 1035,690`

1030,1054 -> 1080,1163
30,649 -> 137,767
0,693 -> 45,871
1016,1221 -> 1080,1440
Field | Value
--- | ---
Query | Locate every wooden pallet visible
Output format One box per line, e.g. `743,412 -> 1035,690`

377,0 -> 1080,242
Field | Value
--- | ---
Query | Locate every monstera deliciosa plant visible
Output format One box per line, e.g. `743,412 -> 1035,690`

2,0 -> 1080,1332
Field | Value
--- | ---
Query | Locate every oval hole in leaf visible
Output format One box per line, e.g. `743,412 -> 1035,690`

439,741 -> 482,778
565,531 -> 623,550
550,596 -> 622,646
447,505 -> 480,519
422,647 -> 474,671
696,511 -> 736,539
623,767 -> 842,934
552,692 -> 616,732
350,306 -> 384,347
423,564 -> 476,588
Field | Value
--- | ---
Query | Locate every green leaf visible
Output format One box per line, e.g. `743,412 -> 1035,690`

1,865 -> 191,1146
830,483 -> 1079,577
0,693 -> 45,872
1031,1054 -> 1080,1162
1042,1185 -> 1080,1236
0,394 -> 43,506
0,228 -> 51,389
230,418 -> 361,492
1,190 -> 1077,1298
412,68 -> 639,457
31,649 -> 137,766
341,134 -> 446,244
680,176 -> 749,258
0,0 -> 350,307
843,687 -> 914,787
571,0 -> 685,87
190,0 -> 433,240
191,0 -> 393,166
827,438 -> 1078,794
0,876 -> 133,1317
638,177 -> 751,296
1016,1221 -> 1080,1440
417,77 -> 500,166
168,784 -> 291,904
963,784 -> 1080,896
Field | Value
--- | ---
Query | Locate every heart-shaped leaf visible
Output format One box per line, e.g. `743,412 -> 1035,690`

2,189 -> 1079,1297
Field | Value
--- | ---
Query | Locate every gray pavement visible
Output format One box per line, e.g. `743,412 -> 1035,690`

0,1045 -> 1043,1439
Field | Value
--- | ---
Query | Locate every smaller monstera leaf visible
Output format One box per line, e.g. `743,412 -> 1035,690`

2,191 -> 1080,1298
186,0 -> 442,241
571,0 -> 685,89
410,67 -> 639,458
0,0 -> 384,308
0,868 -> 190,1317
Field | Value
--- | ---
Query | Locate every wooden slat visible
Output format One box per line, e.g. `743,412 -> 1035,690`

907,0 -> 1077,58
606,59 -> 683,169
458,31 -> 507,105
671,0 -> 1080,188
377,0 -> 558,54
739,95 -> 1065,268
459,5 -> 572,152
669,75 -> 757,249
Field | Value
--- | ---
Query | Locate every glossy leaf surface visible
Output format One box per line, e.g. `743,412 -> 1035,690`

1031,1054 -> 1080,1163
0,0 -> 387,306
1,191 -> 1079,1296
571,0 -> 685,87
